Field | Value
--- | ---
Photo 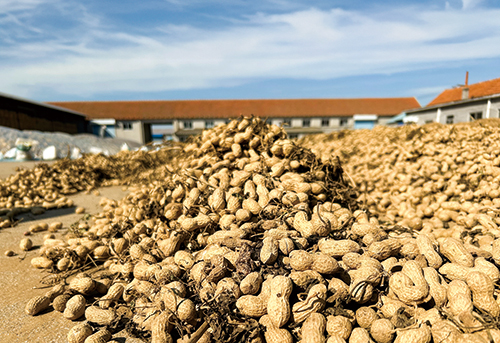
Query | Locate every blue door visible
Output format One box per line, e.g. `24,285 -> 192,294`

354,120 -> 375,129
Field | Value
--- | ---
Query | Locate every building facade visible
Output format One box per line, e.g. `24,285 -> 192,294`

406,76 -> 500,125
49,98 -> 419,144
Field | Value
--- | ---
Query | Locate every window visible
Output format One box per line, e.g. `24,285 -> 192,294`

283,118 -> 291,126
321,119 -> 330,127
289,133 -> 298,139
340,118 -> 348,127
303,119 -> 311,127
446,115 -> 454,124
122,122 -> 132,130
425,120 -> 433,124
183,121 -> 192,129
205,120 -> 214,128
470,112 -> 482,121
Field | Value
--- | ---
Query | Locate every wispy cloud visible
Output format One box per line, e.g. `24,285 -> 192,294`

0,0 -> 50,42
462,0 -> 482,9
408,85 -> 451,98
1,1 -> 500,99
0,0 -> 53,13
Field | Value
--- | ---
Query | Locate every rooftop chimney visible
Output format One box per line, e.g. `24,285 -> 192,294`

462,71 -> 469,99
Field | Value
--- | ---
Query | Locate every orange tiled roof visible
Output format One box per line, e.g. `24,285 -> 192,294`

428,77 -> 500,106
47,98 -> 420,121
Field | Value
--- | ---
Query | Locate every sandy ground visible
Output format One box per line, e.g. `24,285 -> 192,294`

0,161 -> 143,343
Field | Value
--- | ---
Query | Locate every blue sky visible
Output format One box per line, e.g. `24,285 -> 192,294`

1,0 -> 500,106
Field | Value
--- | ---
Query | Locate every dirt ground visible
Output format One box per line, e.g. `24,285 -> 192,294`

0,161 -> 143,342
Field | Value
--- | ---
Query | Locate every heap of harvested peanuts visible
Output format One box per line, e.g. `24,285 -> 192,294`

23,118 -> 500,342
301,120 -> 500,232
0,146 -> 181,228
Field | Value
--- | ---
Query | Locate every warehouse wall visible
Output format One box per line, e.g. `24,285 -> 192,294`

0,108 -> 83,133
114,121 -> 145,144
438,103 -> 484,124
0,109 -> 19,128
410,97 -> 500,125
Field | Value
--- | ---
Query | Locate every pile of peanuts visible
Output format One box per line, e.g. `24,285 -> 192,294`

0,146 -> 181,228
301,119 -> 500,234
21,118 -> 500,342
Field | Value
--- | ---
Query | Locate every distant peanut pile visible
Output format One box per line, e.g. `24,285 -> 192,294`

18,118 -> 500,342
301,119 -> 500,235
0,147 -> 181,228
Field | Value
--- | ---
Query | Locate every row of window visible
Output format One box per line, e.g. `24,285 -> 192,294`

182,118 -> 349,129
425,111 -> 489,125
445,111 -> 483,124
470,112 -> 482,120
183,120 -> 215,129
120,119 -> 350,131
115,110 -> 495,131
279,118 -> 348,127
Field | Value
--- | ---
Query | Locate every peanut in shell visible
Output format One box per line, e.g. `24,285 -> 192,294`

53,293 -> 72,312
85,306 -> 116,326
63,294 -> 86,320
370,319 -> 395,343
69,275 -> 96,295
25,295 -> 50,316
20,237 -> 33,251
67,323 -> 93,343
267,276 -> 292,328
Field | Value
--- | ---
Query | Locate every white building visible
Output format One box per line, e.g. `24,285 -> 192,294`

406,75 -> 500,125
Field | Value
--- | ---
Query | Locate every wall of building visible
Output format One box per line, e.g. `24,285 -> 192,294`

377,117 -> 392,125
269,117 -> 353,130
289,118 -> 302,128
439,102 -> 488,124
115,121 -> 145,144
0,109 -> 19,128
163,117 -> 378,137
410,98 -> 500,125
0,99 -> 86,134
270,119 -> 283,127
410,110 -> 437,125
310,118 -> 322,127
330,117 -> 353,128
490,98 -> 500,118
192,120 -> 206,130
114,114 -> 397,144
178,119 -> 227,130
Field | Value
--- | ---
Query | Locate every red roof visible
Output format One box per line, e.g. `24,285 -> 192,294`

428,77 -> 500,106
47,98 -> 420,121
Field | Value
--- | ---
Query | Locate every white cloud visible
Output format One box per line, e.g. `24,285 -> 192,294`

462,0 -> 482,10
0,0 -> 52,13
1,3 -> 500,98
0,0 -> 51,40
